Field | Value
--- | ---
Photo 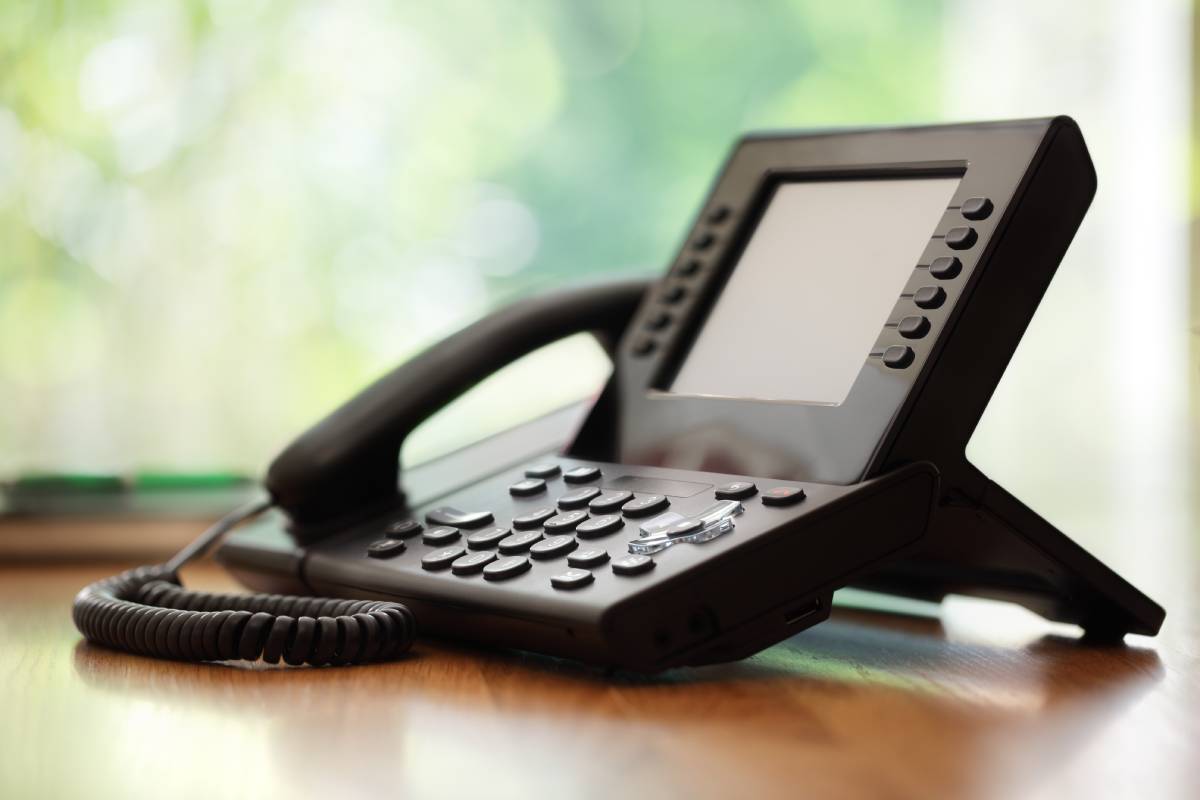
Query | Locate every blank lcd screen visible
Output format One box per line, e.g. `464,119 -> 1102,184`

669,176 -> 961,404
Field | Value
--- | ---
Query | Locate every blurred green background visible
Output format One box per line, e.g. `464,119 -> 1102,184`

0,1 -> 1194,572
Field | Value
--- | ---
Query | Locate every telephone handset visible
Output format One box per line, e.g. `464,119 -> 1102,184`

75,117 -> 1164,671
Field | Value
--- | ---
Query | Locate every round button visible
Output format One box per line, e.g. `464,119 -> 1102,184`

645,311 -> 673,330
451,551 -> 496,576
530,535 -> 578,560
544,510 -> 589,532
386,520 -> 422,539
715,481 -> 757,500
576,513 -> 624,539
897,315 -> 931,339
692,232 -> 716,251
675,260 -> 701,277
913,286 -> 946,309
558,486 -> 602,509
513,507 -> 556,529
466,526 -> 511,550
929,256 -> 962,280
509,478 -> 546,497
568,548 -> 610,568
422,546 -> 466,571
498,530 -> 543,554
550,569 -> 595,590
961,197 -> 993,220
882,345 -> 915,369
632,337 -> 656,356
525,463 -> 561,479
367,539 -> 407,559
612,554 -> 656,576
945,226 -> 977,250
589,490 -> 633,513
423,526 -> 461,546
706,205 -> 731,224
661,285 -> 687,304
621,495 -> 669,518
761,486 -> 807,507
483,556 -> 531,582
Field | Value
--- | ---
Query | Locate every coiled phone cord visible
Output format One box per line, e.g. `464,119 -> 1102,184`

72,497 -> 417,666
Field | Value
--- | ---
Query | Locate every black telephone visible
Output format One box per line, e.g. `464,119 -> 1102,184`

75,117 -> 1165,671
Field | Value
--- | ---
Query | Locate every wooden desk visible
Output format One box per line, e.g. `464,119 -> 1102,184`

2,549 -> 1195,799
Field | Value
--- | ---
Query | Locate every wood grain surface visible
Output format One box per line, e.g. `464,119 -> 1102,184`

2,545 -> 1196,800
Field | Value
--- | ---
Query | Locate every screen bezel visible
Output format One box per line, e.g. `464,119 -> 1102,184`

652,166 -> 967,402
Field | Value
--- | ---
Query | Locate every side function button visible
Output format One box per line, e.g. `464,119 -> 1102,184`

367,539 -> 406,559
692,232 -> 716,251
675,260 -> 701,277
550,569 -> 594,590
524,463 -> 561,479
913,286 -> 946,309
426,507 -> 494,529
483,556 -> 531,582
929,256 -> 962,280
882,345 -> 915,369
588,490 -> 633,513
385,520 -> 422,539
762,486 -> 807,507
563,466 -> 601,484
513,507 -> 556,529
660,285 -> 687,304
509,478 -> 546,497
632,337 -> 656,356
498,530 -> 543,554
422,546 -> 466,571
569,549 -> 610,568
576,514 -> 624,539
544,510 -> 589,533
945,226 -> 977,250
961,197 -> 993,220
645,311 -> 673,330
622,495 -> 669,518
706,205 -> 731,224
612,554 -> 656,576
423,526 -> 461,546
897,316 -> 931,339
466,526 -> 511,549
715,481 -> 757,500
530,535 -> 578,560
558,486 -> 602,509
451,551 -> 496,576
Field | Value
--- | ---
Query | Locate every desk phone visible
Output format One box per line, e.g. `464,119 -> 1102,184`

75,117 -> 1164,671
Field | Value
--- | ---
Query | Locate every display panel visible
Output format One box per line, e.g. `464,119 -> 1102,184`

669,175 -> 961,405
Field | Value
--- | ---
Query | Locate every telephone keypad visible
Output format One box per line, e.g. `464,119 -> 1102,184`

524,463 -> 561,479
588,491 -> 633,513
423,526 -> 461,546
483,556 -> 531,581
385,519 -> 422,539
575,514 -> 623,539
423,546 -> 467,570
498,530 -> 543,554
466,526 -> 511,549
550,569 -> 594,590
451,551 -> 496,576
513,507 -> 556,529
568,548 -> 610,568
426,507 -> 494,529
612,554 -> 655,576
509,478 -> 546,497
530,534 -> 578,560
563,466 -> 601,483
558,487 -> 601,509
367,539 -> 407,559
544,510 -> 588,532
621,495 -> 669,517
